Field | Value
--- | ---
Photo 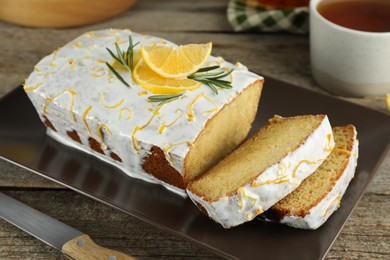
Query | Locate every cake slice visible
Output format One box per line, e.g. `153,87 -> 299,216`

187,114 -> 334,228
265,125 -> 358,229
23,29 -> 263,196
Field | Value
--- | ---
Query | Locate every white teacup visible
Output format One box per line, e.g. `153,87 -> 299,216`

310,0 -> 390,97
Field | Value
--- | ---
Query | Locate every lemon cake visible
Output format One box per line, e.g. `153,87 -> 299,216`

23,29 -> 263,195
265,125 -> 358,229
187,114 -> 334,228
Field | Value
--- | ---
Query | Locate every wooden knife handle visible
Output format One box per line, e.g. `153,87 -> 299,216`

62,234 -> 136,260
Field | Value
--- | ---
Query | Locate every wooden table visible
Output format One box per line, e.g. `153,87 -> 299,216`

0,0 -> 389,259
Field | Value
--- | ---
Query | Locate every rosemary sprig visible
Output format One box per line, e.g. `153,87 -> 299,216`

105,62 -> 129,87
188,66 -> 234,94
148,93 -> 183,106
105,35 -> 139,87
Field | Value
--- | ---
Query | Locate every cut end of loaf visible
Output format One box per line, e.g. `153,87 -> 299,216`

187,114 -> 327,202
267,125 -> 357,219
183,80 -> 263,185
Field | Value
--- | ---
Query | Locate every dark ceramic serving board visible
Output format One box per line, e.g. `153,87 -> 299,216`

1,77 -> 389,260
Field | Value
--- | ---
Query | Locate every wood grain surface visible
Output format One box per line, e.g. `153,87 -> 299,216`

0,0 -> 389,259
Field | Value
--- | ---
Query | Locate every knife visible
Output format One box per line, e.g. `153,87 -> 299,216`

0,192 -> 136,259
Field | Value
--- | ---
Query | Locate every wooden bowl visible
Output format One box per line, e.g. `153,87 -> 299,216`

0,0 -> 138,28
248,0 -> 309,9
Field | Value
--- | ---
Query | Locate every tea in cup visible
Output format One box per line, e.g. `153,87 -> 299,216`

310,0 -> 390,96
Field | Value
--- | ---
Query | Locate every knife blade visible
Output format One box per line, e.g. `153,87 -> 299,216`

0,192 -> 136,259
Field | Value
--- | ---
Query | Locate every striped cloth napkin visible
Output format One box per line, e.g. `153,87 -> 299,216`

227,0 -> 309,34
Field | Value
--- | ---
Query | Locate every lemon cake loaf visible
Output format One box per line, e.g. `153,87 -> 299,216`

265,125 -> 358,229
187,114 -> 334,228
23,29 -> 264,195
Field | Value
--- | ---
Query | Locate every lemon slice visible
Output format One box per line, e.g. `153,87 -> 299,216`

141,43 -> 212,78
133,60 -> 201,94
111,50 -> 142,72
133,50 -> 142,69
386,93 -> 390,112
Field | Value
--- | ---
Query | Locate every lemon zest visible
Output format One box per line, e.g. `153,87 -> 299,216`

163,141 -> 190,165
325,133 -> 334,152
82,106 -> 93,136
187,93 -> 218,121
138,91 -> 148,96
159,109 -> 183,134
96,123 -> 112,150
34,66 -> 42,72
43,89 -> 77,122
24,82 -> 44,92
159,38 -> 167,44
108,75 -> 117,83
90,67 -> 105,78
132,106 -> 162,152
252,175 -> 289,187
323,196 -> 341,217
72,41 -> 83,48
237,187 -> 257,211
68,59 -> 77,70
119,108 -> 133,120
222,67 -> 233,83
292,159 -> 323,178
277,162 -> 291,176
87,32 -> 112,38
100,92 -> 124,109
245,208 -> 264,221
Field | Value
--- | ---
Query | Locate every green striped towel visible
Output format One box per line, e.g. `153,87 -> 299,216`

227,0 -> 309,34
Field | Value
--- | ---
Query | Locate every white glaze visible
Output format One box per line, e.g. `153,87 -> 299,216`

187,115 -> 334,228
47,129 -> 187,197
279,131 -> 359,229
24,29 -> 263,194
